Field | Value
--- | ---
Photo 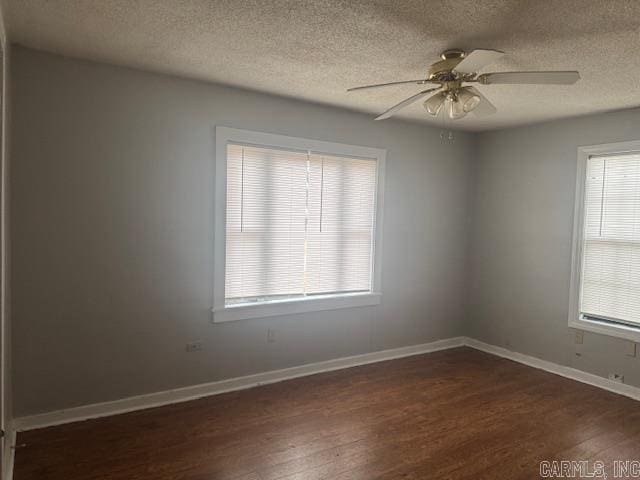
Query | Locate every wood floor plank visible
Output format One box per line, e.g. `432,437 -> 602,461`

14,347 -> 640,480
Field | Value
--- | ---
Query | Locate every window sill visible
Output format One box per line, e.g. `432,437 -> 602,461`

569,316 -> 640,343
212,292 -> 382,323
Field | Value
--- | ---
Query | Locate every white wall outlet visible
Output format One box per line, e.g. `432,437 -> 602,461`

574,330 -> 584,345
627,342 -> 637,358
267,328 -> 276,343
186,341 -> 203,352
608,373 -> 624,383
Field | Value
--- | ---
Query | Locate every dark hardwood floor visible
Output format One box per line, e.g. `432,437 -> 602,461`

14,347 -> 640,479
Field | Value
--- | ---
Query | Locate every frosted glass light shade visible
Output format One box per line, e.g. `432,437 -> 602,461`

457,87 -> 481,113
423,92 -> 447,116
448,98 -> 467,119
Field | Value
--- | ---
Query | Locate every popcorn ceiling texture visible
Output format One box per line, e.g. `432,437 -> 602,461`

4,0 -> 640,131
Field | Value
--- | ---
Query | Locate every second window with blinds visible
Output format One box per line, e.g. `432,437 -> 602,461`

569,141 -> 640,341
214,128 -> 385,322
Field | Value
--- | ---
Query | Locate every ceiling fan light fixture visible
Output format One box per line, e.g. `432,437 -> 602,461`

457,87 -> 481,113
423,91 -> 447,116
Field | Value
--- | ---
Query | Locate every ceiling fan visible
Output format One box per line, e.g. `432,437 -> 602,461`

347,49 -> 580,121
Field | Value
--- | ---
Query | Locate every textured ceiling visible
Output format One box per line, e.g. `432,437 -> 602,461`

4,0 -> 640,131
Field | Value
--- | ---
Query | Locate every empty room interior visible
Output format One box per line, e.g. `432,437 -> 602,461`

1,1 -> 640,479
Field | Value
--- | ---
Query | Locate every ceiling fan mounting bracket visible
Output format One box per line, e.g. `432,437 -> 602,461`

440,49 -> 465,60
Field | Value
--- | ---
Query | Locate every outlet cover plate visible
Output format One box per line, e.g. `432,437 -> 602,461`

186,341 -> 203,352
607,373 -> 624,383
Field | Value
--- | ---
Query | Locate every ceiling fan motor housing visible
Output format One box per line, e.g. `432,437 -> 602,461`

428,49 -> 466,82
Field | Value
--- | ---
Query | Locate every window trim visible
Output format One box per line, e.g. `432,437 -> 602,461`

213,127 -> 386,323
568,140 -> 640,342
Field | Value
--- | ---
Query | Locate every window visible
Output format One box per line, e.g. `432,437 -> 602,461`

214,127 -> 385,322
569,141 -> 640,341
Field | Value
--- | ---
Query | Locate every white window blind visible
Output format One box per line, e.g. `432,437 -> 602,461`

580,152 -> 640,327
225,143 -> 377,306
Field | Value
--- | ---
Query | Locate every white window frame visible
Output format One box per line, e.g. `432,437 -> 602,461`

568,140 -> 640,342
213,127 -> 386,323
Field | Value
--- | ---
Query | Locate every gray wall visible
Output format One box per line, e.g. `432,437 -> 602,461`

12,46 -> 640,419
11,47 -> 475,416
469,108 -> 640,388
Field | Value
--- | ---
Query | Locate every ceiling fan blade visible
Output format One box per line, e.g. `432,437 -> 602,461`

347,79 -> 431,92
455,49 -> 504,74
375,88 -> 441,120
478,71 -> 580,85
466,86 -> 497,117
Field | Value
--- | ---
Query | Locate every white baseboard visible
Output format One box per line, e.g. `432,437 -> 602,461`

13,336 -> 465,432
12,336 -> 640,434
463,337 -> 640,401
3,426 -> 15,480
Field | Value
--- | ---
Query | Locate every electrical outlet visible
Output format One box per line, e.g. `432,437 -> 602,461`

574,342 -> 583,356
574,331 -> 584,345
608,373 -> 624,383
267,328 -> 276,343
627,342 -> 637,358
186,341 -> 203,352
